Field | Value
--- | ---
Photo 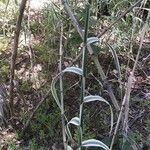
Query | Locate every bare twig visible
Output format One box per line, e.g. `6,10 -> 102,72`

9,0 -> 28,116
110,74 -> 134,150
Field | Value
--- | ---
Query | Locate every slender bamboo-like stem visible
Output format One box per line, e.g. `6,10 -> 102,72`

79,1 -> 91,149
122,16 -> 137,136
110,74 -> 133,150
59,15 -> 67,150
59,1 -> 66,148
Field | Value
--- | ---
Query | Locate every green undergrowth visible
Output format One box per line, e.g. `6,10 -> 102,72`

0,0 -> 149,149
33,44 -> 58,68
17,99 -> 61,149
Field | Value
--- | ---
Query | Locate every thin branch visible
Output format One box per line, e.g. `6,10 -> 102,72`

59,20 -> 67,150
9,0 -> 28,117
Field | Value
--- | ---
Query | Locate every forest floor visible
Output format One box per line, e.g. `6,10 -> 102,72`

0,1 -> 150,149
0,36 -> 150,149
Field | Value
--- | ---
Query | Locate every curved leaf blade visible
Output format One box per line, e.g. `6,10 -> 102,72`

66,145 -> 73,150
83,95 -> 109,105
83,95 -> 114,134
68,117 -> 80,126
51,75 -> 61,109
107,44 -> 121,80
87,37 -> 99,45
62,67 -> 83,75
51,67 -> 82,109
65,125 -> 73,141
82,139 -> 110,150
66,117 -> 80,141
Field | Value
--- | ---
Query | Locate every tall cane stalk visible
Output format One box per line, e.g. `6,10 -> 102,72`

59,11 -> 67,150
79,1 -> 91,149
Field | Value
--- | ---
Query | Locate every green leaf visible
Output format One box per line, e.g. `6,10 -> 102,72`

107,43 -> 121,80
66,145 -> 73,150
83,95 -> 114,134
68,117 -> 80,126
83,95 -> 109,104
81,139 -> 110,150
87,37 -> 99,45
51,67 -> 83,109
65,125 -> 73,141
66,117 -> 80,141
51,75 -> 61,109
62,67 -> 83,75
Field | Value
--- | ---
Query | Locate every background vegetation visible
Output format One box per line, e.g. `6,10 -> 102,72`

0,0 -> 149,149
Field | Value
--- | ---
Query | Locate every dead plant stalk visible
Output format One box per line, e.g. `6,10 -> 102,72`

110,9 -> 150,150
59,21 -> 67,149
9,0 -> 28,117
